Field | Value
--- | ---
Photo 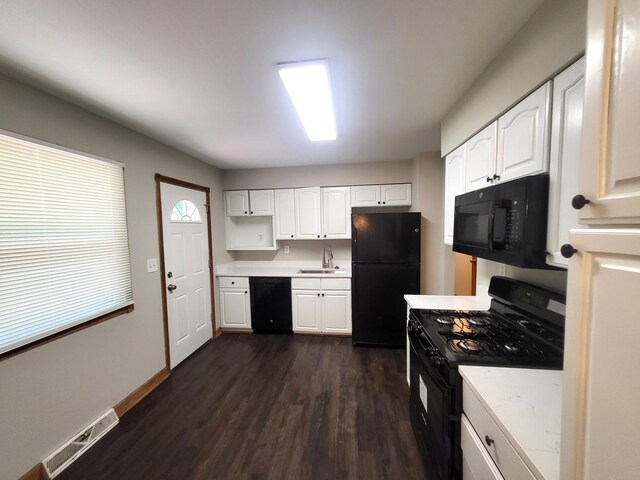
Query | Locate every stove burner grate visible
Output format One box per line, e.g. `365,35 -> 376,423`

459,339 -> 482,353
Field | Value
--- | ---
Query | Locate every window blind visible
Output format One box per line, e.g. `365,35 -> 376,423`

0,131 -> 133,355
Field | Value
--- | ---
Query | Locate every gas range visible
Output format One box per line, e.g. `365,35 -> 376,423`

411,306 -> 563,369
408,277 -> 565,480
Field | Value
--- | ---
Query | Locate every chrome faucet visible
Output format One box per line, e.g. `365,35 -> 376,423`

322,243 -> 334,269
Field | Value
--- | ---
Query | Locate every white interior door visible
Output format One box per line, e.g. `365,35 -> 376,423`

161,182 -> 213,369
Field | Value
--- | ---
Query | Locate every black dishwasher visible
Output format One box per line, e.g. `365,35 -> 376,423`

249,277 -> 292,333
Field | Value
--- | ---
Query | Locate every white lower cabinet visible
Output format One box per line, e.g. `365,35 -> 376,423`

291,289 -> 322,332
291,278 -> 351,334
461,415 -> 504,480
462,381 -> 536,480
219,277 -> 251,330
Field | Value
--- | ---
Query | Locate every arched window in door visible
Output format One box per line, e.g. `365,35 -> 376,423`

170,200 -> 202,222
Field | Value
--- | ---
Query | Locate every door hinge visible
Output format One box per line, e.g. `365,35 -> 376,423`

204,203 -> 210,214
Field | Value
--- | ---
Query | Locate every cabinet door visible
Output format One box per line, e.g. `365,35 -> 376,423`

351,185 -> 381,206
465,123 -> 497,192
321,290 -> 352,333
291,289 -> 322,332
248,189 -> 274,216
274,189 -> 296,240
220,288 -> 251,328
294,187 -> 322,239
321,187 -> 351,239
444,145 -> 466,245
578,0 -> 640,224
224,190 -> 249,216
496,82 -> 551,183
546,58 -> 585,268
561,229 -> 640,480
381,184 -> 412,206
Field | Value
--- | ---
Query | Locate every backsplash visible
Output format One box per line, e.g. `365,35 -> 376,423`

234,239 -> 352,265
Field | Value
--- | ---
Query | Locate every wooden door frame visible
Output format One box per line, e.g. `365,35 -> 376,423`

155,174 -> 216,371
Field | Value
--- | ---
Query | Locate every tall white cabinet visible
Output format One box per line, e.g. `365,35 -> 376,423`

561,1 -> 640,479
321,187 -> 351,239
546,58 -> 585,268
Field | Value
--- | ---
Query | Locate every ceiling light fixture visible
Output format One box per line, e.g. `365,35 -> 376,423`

277,59 -> 337,141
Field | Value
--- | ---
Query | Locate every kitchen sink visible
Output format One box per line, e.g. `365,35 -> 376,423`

297,268 -> 347,274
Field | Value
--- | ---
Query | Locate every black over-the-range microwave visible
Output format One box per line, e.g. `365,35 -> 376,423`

453,173 -> 552,269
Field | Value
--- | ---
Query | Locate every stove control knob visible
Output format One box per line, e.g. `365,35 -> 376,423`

433,357 -> 443,367
425,347 -> 437,356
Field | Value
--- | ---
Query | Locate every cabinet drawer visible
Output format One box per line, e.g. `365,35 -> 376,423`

461,414 -> 504,480
463,382 -> 535,480
218,276 -> 249,288
320,278 -> 351,290
291,277 -> 322,290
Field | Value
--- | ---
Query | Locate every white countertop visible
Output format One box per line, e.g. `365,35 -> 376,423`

404,294 -> 491,311
215,261 -> 352,278
459,366 -> 562,480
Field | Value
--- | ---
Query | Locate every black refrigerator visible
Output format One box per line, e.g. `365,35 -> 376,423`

352,212 -> 421,347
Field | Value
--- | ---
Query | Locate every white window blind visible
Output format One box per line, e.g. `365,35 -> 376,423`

0,131 -> 133,356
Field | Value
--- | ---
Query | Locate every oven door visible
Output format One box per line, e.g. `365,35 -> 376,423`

409,332 -> 453,479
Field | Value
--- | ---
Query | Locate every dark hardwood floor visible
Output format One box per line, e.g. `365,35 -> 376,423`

59,334 -> 427,480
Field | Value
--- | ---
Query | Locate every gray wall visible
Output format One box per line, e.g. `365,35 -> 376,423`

0,72 -> 232,480
411,152 -> 451,295
440,0 -> 587,156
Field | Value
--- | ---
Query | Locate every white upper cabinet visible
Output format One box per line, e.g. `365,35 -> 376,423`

444,145 -> 466,245
351,185 -> 381,206
225,190 -> 250,216
274,189 -> 296,240
225,189 -> 274,216
381,184 -> 412,206
578,0 -> 640,224
546,58 -> 585,268
295,187 -> 322,239
351,184 -> 412,207
496,82 -> 551,183
465,123 -> 497,192
248,189 -> 274,216
321,187 -> 351,239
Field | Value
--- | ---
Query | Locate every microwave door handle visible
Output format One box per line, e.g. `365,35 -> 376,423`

488,206 -> 496,249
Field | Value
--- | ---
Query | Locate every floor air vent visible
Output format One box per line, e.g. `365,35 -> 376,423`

42,409 -> 119,479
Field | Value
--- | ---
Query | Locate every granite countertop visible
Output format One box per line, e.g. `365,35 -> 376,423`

215,261 -> 352,278
459,366 -> 562,480
404,294 -> 491,311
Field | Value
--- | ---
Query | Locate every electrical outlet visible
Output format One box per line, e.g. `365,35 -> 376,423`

259,234 -> 263,240
147,258 -> 158,273
284,245 -> 290,254
498,264 -> 506,276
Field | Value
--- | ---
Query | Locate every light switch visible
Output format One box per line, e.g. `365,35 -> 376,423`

147,258 -> 158,273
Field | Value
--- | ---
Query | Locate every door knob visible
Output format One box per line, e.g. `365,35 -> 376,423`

560,244 -> 578,258
167,272 -> 173,278
571,194 -> 591,210
168,284 -> 177,292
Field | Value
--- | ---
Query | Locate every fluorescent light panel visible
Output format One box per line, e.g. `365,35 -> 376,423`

277,60 -> 337,141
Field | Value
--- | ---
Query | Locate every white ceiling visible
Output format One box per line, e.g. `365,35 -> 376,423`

0,0 -> 544,169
